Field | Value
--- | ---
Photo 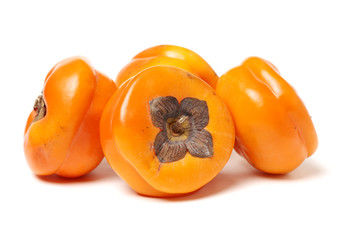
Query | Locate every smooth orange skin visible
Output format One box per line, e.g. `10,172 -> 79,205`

115,45 -> 218,89
24,57 -> 116,178
100,66 -> 235,197
216,57 -> 318,174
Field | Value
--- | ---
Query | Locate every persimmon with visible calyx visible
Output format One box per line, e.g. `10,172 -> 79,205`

216,57 -> 318,174
24,57 -> 116,178
115,45 -> 218,88
100,66 -> 235,197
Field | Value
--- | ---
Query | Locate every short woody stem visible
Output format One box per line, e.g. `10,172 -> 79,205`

169,116 -> 188,136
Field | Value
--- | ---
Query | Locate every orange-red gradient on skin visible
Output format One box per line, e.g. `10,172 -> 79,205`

100,66 -> 235,197
216,57 -> 318,174
24,57 -> 116,178
115,45 -> 219,88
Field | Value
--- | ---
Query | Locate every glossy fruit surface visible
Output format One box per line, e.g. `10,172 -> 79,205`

116,45 -> 218,88
101,66 -> 234,197
216,57 -> 318,174
24,57 -> 116,177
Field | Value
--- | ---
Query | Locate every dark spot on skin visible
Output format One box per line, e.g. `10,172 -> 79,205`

186,72 -> 195,79
156,163 -> 162,176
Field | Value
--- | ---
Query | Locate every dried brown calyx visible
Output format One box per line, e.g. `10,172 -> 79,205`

149,96 -> 213,163
32,94 -> 46,123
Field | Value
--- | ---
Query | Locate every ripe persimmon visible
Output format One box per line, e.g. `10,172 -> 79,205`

115,45 -> 218,88
216,57 -> 318,174
24,57 -> 116,178
100,66 -> 235,197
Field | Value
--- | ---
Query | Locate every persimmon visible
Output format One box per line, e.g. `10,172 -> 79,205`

115,45 -> 218,88
216,57 -> 318,174
100,66 -> 235,197
24,57 -> 116,178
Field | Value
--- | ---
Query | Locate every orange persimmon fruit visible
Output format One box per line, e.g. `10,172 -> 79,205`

216,57 -> 318,174
115,45 -> 219,89
100,66 -> 235,197
24,57 -> 116,178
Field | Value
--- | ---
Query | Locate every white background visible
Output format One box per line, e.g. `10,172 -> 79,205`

1,0 -> 348,239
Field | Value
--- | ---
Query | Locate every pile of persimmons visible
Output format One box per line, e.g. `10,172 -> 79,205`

24,45 -> 318,197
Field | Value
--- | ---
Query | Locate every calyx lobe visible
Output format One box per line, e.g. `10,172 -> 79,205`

32,94 -> 46,123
